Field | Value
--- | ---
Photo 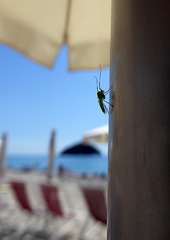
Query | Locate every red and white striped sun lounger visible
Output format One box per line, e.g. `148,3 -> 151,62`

10,181 -> 50,239
40,183 -> 85,239
77,186 -> 107,240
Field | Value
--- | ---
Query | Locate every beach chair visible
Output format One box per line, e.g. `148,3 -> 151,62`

0,193 -> 17,238
40,183 -> 84,239
77,186 -> 107,240
0,181 -> 20,238
10,180 -> 50,239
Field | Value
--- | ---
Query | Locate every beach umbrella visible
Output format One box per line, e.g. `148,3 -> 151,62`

47,129 -> 56,180
0,133 -> 7,178
0,0 -> 111,71
61,143 -> 100,155
83,125 -> 108,144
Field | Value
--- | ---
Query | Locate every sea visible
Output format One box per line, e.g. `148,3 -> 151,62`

7,154 -> 108,176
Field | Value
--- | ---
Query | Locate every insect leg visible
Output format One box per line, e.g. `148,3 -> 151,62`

103,100 -> 114,108
104,85 -> 112,95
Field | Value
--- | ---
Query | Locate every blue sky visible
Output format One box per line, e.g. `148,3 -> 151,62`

0,44 -> 109,155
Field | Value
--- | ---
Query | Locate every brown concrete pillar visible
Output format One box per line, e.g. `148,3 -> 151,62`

108,0 -> 170,239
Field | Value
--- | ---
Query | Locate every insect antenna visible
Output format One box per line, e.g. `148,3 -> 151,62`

94,76 -> 98,92
99,64 -> 102,90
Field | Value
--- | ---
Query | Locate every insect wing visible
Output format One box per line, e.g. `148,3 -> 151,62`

98,100 -> 108,114
103,103 -> 108,114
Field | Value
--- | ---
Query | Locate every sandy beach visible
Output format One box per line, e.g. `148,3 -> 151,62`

0,170 -> 107,240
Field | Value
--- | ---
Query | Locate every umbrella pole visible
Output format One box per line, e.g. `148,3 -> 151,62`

0,133 -> 7,179
108,0 -> 169,239
47,130 -> 56,183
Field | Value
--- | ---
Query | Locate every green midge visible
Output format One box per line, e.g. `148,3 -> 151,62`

95,65 -> 114,114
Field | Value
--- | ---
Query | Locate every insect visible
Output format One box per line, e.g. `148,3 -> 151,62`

95,65 -> 114,114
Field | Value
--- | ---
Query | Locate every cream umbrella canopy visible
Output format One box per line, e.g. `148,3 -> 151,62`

0,0 -> 111,70
83,125 -> 108,144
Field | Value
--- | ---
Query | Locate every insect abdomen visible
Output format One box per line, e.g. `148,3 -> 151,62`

99,100 -> 107,113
